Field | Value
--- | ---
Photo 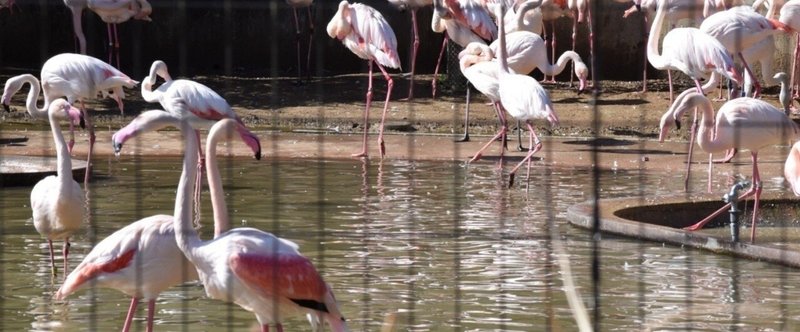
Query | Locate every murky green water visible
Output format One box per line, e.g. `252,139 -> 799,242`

2,153 -> 800,331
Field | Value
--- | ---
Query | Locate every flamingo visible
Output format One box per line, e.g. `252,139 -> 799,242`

388,0 -> 433,100
286,0 -> 315,82
779,0 -> 800,101
31,99 -> 85,277
167,117 -> 348,332
648,0 -> 741,190
88,0 -> 152,68
327,1 -> 401,158
484,1 -> 558,187
699,5 -> 790,99
431,0 -> 497,100
658,92 -> 800,243
566,0 -> 593,86
1,53 -> 138,185
64,0 -> 88,54
621,0 -> 706,93
140,60 -> 262,159
784,140 -> 800,195
459,43 -> 508,160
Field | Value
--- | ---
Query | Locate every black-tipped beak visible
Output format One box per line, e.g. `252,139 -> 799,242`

635,4 -> 641,11
2,103 -> 9,112
113,141 -> 123,154
675,119 -> 681,131
79,114 -> 86,129
577,89 -> 585,96
255,149 -> 261,160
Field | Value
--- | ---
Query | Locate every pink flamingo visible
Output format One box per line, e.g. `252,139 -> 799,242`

31,99 -> 85,277
140,60 -> 262,159
88,0 -> 152,68
458,43 -> 508,159
388,0 -> 433,100
784,140 -> 800,195
168,117 -> 348,332
659,92 -> 800,243
327,1 -> 401,158
699,5 -> 791,99
431,0 -> 497,99
286,0 -> 315,82
752,0 -> 787,19
482,1 -> 559,186
648,0 -> 741,190
566,0 -> 593,86
57,110 -> 258,332
779,1 -> 800,101
621,0 -> 705,93
1,53 -> 138,185
539,0 -> 569,82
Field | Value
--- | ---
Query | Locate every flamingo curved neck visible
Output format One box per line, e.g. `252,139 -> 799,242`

173,121 -> 202,256
542,51 -> 581,76
140,76 -> 162,103
680,95 -> 725,153
514,0 -> 544,31
646,0 -> 670,70
494,4 -> 510,74
15,75 -> 49,119
205,127 -> 231,239
48,111 -> 72,186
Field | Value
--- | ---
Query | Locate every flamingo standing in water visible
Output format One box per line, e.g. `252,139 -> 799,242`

1,53 -> 138,185
647,0 -> 741,190
658,92 -> 800,243
779,1 -> 800,101
166,117 -> 348,332
56,110 -> 259,332
31,99 -> 85,277
388,0 -> 433,100
88,0 -> 152,68
327,1 -> 401,158
286,0 -> 315,82
481,1 -> 559,187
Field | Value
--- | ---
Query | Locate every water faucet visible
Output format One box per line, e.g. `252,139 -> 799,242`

723,179 -> 751,242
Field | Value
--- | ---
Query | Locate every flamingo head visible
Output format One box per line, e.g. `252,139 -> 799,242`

658,107 -> 675,143
726,65 -> 743,86
318,286 -> 349,332
774,72 -> 789,84
234,121 -> 262,160
574,62 -> 589,94
326,1 -> 351,40
50,99 -> 84,129
103,87 -> 127,114
150,60 -> 172,82
133,0 -> 152,21
1,74 -> 28,111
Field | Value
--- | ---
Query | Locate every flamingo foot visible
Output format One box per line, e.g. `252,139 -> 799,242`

455,134 -> 470,142
713,148 -> 737,163
517,145 -> 528,152
379,139 -> 386,158
508,173 -> 516,188
469,152 -> 483,163
351,151 -> 368,158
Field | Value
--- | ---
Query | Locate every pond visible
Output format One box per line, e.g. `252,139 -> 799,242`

2,154 -> 799,331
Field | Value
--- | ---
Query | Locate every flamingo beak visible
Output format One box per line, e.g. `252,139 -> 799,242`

113,140 -> 123,154
2,103 -> 9,112
675,119 -> 681,131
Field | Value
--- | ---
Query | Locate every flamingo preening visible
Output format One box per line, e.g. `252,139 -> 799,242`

327,1 -> 401,158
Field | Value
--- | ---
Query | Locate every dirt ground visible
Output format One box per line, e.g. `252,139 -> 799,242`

0,73 -> 794,179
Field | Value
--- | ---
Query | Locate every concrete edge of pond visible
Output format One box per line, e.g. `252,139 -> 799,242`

566,193 -> 800,268
1,156 -> 88,187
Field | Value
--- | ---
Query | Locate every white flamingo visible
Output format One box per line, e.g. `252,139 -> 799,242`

31,99 -> 85,277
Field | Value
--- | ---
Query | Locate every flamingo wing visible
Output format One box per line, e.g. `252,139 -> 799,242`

229,251 -> 330,313
445,0 -> 497,40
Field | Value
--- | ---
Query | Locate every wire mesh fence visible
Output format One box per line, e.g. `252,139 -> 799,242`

2,0 -> 800,331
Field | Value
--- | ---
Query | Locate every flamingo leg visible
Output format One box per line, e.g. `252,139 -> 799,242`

107,23 -> 114,65
641,17 -> 648,93
792,35 -> 800,100
432,36 -> 448,99
407,8 -> 419,100
549,20 -> 557,82
570,17 -> 577,87
122,297 -> 139,332
261,324 -> 270,332
587,6 -> 594,85
146,299 -> 155,332
713,148 -> 737,163
353,61 -> 374,158
750,152 -> 762,243
516,119 -> 526,152
682,80 -> 705,191
63,239 -> 70,279
508,123 -> 543,188
456,84 -> 471,142
468,127 -> 508,163
306,5 -> 314,81
684,187 -> 756,231
48,239 -> 56,277
80,101 -> 94,185
276,324 -> 284,332
293,8 -> 302,81
113,23 -> 120,68
374,61 -> 394,158
739,53 -> 760,98
495,103 -> 508,165
70,6 -> 86,54
668,70 -> 674,104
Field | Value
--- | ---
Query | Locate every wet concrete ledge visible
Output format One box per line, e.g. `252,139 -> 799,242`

1,156 -> 88,187
566,193 -> 800,268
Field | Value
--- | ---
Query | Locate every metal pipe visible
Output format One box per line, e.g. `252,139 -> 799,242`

723,180 -> 751,242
